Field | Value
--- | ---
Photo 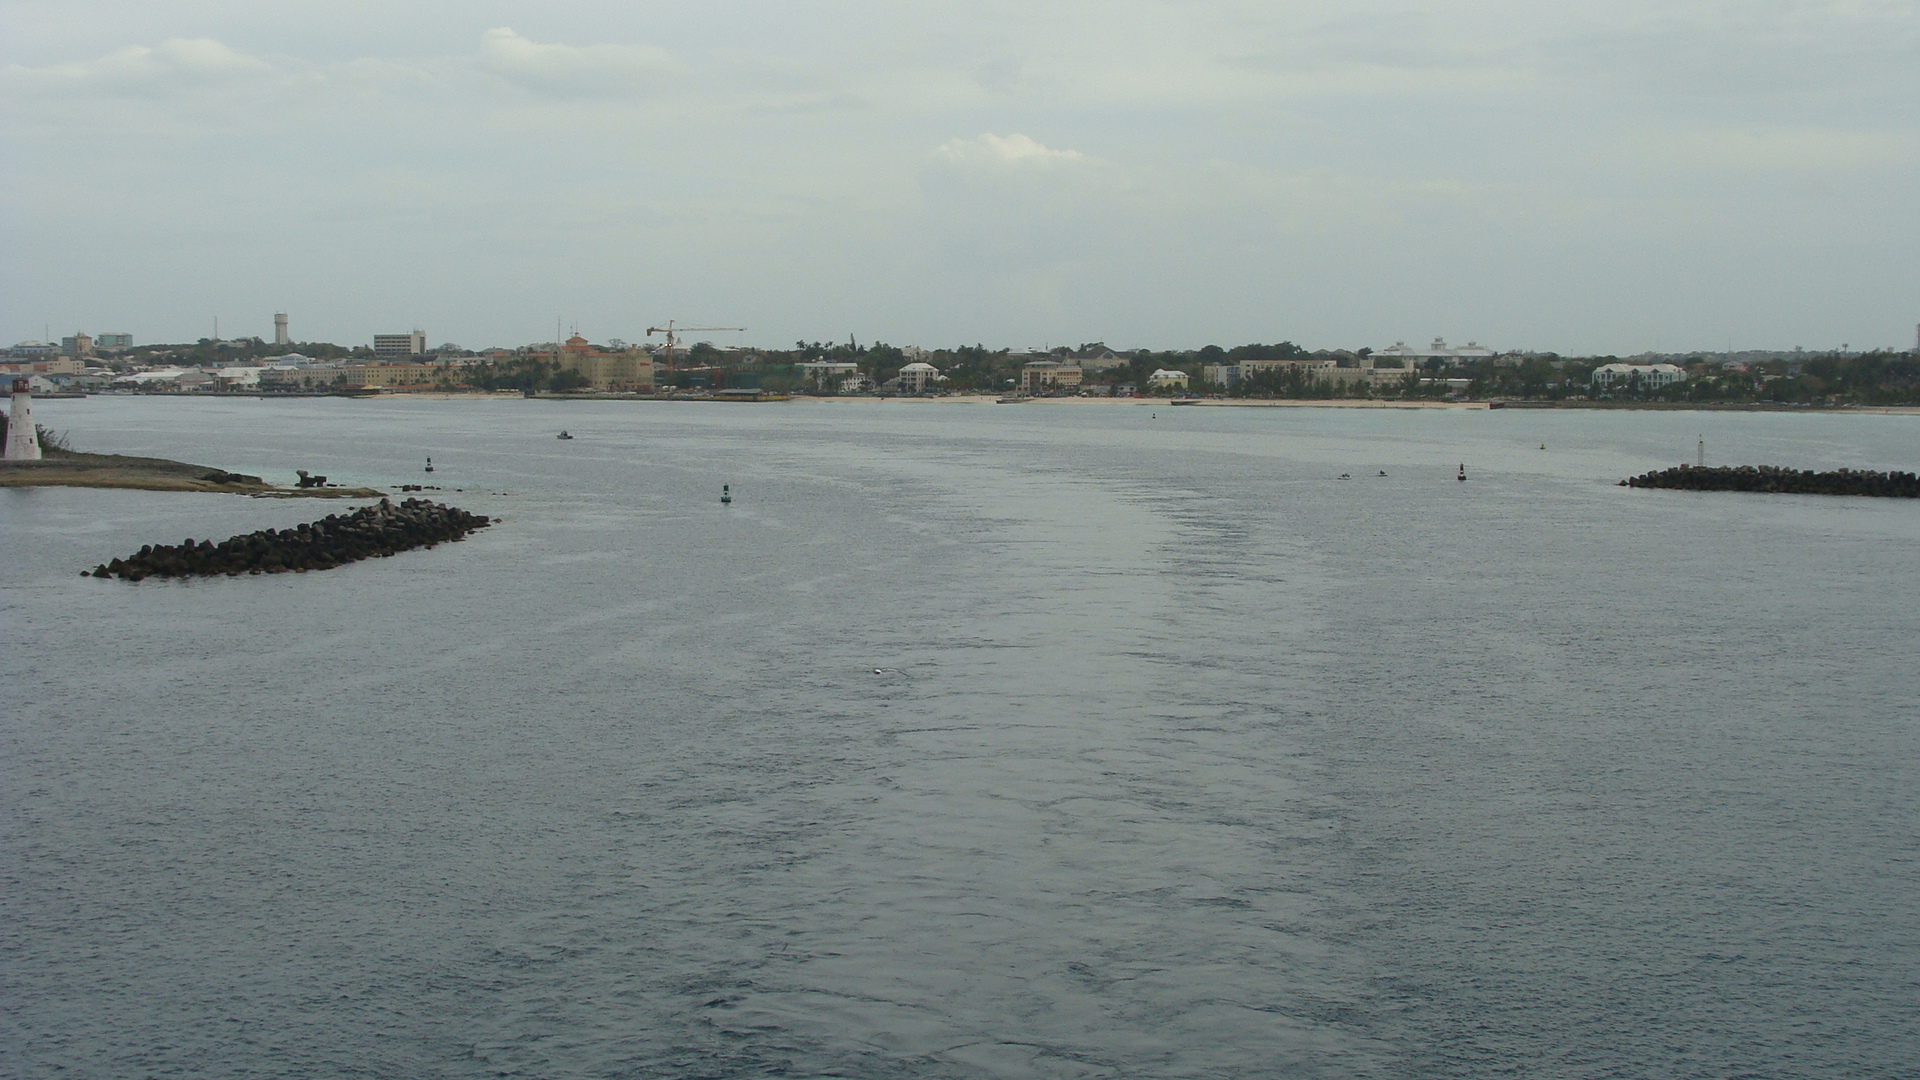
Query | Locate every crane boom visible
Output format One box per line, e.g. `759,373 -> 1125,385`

645,320 -> 745,371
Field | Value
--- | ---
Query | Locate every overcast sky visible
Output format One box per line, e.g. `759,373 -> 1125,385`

3,1 -> 1915,354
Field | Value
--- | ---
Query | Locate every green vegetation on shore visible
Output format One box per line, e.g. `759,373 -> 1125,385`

89,337 -> 1920,405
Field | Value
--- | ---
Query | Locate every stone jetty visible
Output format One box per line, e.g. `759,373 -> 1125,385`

3,450 -> 385,496
88,498 -> 491,580
1623,464 -> 1920,498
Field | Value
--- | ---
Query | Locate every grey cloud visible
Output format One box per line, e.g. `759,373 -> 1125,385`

7,36 -> 274,97
475,27 -> 678,98
2,2 -> 1916,352
934,133 -> 1090,168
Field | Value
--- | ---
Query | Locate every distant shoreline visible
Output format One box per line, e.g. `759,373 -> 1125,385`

1485,400 -> 1920,415
43,391 -> 1920,414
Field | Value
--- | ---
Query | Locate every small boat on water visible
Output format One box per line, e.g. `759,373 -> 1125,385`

425,456 -> 435,474
557,430 -> 574,440
996,395 -> 1032,404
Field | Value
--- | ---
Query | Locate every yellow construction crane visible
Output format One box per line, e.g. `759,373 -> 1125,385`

646,321 -> 744,371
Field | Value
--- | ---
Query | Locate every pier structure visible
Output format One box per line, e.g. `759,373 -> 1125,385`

5,377 -> 41,461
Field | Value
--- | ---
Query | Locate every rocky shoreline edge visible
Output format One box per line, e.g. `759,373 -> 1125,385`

2,451 -> 383,497
87,498 -> 492,580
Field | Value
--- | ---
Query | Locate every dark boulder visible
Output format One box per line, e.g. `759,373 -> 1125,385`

1623,464 -> 1920,498
90,498 -> 493,580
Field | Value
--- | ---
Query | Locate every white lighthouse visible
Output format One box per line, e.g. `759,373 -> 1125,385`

5,377 -> 42,461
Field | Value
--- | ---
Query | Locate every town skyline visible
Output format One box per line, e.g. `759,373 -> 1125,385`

11,312 -> 1917,362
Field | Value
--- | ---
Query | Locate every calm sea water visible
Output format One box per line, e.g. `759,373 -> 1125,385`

4,397 -> 1917,1079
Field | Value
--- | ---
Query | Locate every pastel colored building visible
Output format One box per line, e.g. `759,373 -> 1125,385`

342,362 -> 439,389
555,335 -> 655,391
1021,360 -> 1083,394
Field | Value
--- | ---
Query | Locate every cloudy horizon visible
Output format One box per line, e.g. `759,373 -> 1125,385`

4,1 -> 1916,355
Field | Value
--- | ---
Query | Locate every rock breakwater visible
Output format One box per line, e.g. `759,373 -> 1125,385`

1623,464 -> 1919,498
89,498 -> 491,580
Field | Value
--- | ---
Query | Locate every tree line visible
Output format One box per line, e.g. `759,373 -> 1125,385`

88,338 -> 1920,404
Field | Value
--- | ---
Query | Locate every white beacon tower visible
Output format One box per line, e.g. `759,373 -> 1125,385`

5,377 -> 42,461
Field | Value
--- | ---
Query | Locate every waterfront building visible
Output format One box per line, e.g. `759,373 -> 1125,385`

1148,368 -> 1190,389
797,360 -> 865,392
258,366 -> 318,389
1070,346 -> 1130,372
111,368 -> 215,391
256,357 -> 343,388
112,369 -> 186,389
212,368 -> 262,390
555,335 -> 655,391
895,361 -> 941,394
1591,363 -> 1688,389
342,362 -> 438,389
1359,350 -> 1420,384
1370,338 -> 1497,369
1205,357 -> 1341,387
1,357 -> 85,377
1021,360 -> 1083,394
373,331 -> 427,359
9,341 -> 56,357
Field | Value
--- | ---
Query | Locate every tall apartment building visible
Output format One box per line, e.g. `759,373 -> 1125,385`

96,332 -> 133,351
60,333 -> 94,357
373,330 -> 427,359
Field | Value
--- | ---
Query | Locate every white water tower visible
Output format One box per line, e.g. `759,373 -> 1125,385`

274,312 -> 290,346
